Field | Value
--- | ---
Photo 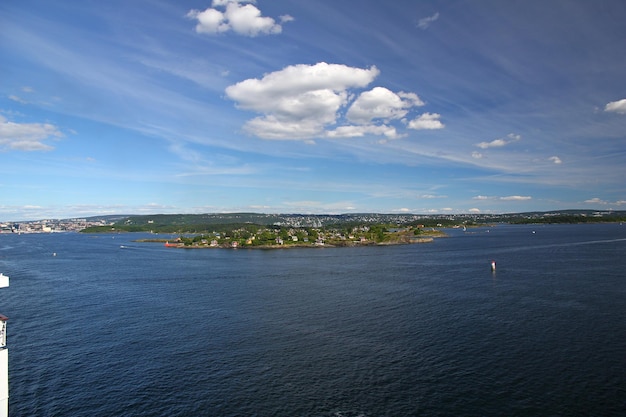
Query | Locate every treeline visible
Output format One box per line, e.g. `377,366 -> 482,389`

81,222 -> 267,234
513,214 -> 626,224
78,210 -> 626,233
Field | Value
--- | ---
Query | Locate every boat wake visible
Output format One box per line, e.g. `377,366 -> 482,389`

495,237 -> 626,255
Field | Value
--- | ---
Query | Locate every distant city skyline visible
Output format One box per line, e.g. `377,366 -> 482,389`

1,0 -> 625,221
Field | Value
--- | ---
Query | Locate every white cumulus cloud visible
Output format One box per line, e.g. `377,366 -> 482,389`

407,112 -> 444,130
187,0 -> 291,37
604,98 -> 626,114
226,63 -> 378,139
225,62 -> 441,140
584,197 -> 606,204
0,115 -> 62,151
500,195 -> 532,201
326,124 -> 399,139
549,156 -> 562,164
477,139 -> 506,149
226,63 -> 378,106
476,133 -> 521,149
346,87 -> 423,124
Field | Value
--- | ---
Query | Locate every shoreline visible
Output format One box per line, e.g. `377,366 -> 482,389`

135,236 -> 439,249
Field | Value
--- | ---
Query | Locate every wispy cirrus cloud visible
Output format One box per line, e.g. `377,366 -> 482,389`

8,87 -> 35,104
8,95 -> 28,104
187,0 -> 293,37
417,12 -> 439,30
282,199 -> 357,213
584,197 -> 626,205
473,195 -> 532,201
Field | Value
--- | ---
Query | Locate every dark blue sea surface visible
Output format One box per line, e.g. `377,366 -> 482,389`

1,223 -> 625,416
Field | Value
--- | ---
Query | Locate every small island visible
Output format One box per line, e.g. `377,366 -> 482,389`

137,223 -> 446,249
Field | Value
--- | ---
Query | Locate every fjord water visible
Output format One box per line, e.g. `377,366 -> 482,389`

1,224 -> 625,416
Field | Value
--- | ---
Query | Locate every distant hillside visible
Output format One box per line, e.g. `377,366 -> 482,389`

78,210 -> 626,233
509,210 -> 626,224
80,212 -> 453,233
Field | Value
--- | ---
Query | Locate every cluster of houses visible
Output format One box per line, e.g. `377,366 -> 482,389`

0,218 -> 113,233
168,224 -> 392,248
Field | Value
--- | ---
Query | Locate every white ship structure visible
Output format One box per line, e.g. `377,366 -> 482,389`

0,273 -> 8,417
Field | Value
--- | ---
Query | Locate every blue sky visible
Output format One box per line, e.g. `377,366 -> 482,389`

1,0 -> 625,221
